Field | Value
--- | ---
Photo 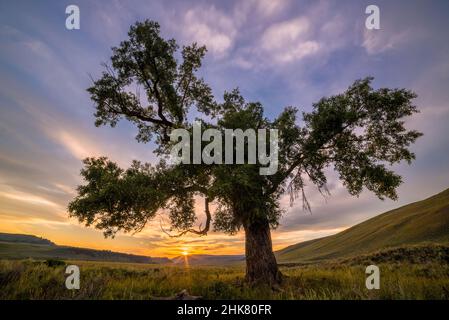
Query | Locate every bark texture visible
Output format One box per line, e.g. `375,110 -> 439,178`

244,218 -> 282,286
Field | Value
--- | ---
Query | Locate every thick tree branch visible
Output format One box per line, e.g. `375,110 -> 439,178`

103,98 -> 169,126
149,57 -> 175,126
161,197 -> 212,237
133,54 -> 174,127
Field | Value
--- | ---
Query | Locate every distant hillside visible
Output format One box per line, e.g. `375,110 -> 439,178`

338,243 -> 449,266
0,233 -> 55,246
276,187 -> 449,263
0,233 -> 170,264
172,254 -> 244,266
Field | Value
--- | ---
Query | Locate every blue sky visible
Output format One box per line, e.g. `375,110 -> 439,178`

1,0 -> 448,257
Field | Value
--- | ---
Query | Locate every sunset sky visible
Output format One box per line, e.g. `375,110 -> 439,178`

1,0 -> 449,258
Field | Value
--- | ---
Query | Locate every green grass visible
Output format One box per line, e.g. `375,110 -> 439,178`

1,245 -> 448,300
277,188 -> 449,263
2,188 -> 448,299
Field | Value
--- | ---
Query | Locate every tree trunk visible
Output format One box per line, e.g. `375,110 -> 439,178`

244,218 -> 282,286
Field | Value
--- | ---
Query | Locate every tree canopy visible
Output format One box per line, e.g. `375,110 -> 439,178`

68,20 -> 422,284
69,20 -> 421,238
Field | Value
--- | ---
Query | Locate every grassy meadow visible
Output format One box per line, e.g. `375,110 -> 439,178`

1,189 -> 448,300
1,244 -> 448,300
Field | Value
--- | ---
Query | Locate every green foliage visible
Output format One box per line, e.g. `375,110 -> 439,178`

301,77 -> 422,200
68,158 -> 172,236
87,20 -> 214,142
70,19 -> 422,239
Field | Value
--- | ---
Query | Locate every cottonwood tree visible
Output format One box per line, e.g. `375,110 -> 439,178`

68,20 -> 422,285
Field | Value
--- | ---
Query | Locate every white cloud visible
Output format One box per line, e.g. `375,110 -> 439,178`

261,17 -> 310,49
256,0 -> 290,17
362,29 -> 410,55
259,17 -> 320,64
229,2 -> 357,70
183,6 -> 237,58
278,41 -> 320,63
234,0 -> 290,21
180,1 -> 292,59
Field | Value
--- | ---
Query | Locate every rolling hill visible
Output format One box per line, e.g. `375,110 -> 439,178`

0,233 -> 170,264
0,233 -> 55,246
276,187 -> 449,263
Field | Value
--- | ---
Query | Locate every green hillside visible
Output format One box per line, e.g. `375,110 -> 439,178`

0,233 -> 55,246
0,237 -> 171,264
276,188 -> 449,263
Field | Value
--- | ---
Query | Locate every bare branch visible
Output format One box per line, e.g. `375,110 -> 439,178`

161,197 -> 212,238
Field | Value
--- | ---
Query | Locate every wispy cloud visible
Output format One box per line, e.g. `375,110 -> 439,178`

183,5 -> 237,58
362,29 -> 411,54
0,189 -> 60,208
260,17 -> 319,63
